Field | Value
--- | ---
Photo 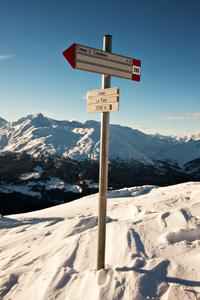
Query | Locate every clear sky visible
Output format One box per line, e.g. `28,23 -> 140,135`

0,0 -> 200,136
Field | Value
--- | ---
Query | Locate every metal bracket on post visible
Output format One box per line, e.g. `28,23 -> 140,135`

97,35 -> 112,270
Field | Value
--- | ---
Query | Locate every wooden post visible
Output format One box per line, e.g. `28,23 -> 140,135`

97,35 -> 112,270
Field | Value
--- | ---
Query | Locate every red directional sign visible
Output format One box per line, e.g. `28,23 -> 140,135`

62,43 -> 141,82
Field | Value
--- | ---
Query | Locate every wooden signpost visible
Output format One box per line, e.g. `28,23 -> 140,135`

63,35 -> 141,270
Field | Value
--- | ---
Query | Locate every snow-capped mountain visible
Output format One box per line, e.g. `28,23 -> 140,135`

159,139 -> 200,168
0,113 -> 199,215
0,113 -> 194,165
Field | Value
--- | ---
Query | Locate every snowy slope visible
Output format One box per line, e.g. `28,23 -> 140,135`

160,140 -> 200,168
0,182 -> 200,299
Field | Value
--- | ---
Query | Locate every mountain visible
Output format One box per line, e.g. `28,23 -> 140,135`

159,139 -> 200,168
0,112 -> 199,168
0,113 -> 199,215
1,182 -> 200,299
0,113 -> 187,161
0,117 -> 8,127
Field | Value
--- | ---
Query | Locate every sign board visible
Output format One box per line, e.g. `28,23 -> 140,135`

87,102 -> 119,113
87,87 -> 119,112
62,44 -> 141,82
88,87 -> 119,97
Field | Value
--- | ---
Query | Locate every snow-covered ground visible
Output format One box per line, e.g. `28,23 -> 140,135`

0,176 -> 81,196
19,167 -> 43,180
0,182 -> 200,299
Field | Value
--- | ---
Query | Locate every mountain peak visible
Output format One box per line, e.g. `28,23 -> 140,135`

192,133 -> 200,141
0,117 -> 8,126
29,113 -> 50,127
32,113 -> 44,119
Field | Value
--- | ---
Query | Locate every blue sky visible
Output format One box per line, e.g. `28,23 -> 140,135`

0,0 -> 200,136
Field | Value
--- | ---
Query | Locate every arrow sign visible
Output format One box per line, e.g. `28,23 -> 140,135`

62,43 -> 141,81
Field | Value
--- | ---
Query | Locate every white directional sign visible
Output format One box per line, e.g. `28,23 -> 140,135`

88,87 -> 119,97
87,87 -> 119,112
62,44 -> 141,81
88,96 -> 118,104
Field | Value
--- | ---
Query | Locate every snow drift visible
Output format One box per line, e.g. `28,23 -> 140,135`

0,182 -> 200,299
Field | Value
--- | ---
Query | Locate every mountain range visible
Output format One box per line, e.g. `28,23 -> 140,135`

0,113 -> 200,214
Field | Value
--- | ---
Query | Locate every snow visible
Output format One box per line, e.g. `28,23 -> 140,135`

20,166 -> 43,180
0,183 -> 41,197
0,181 -> 200,299
45,178 -> 80,193
0,177 -> 81,195
160,140 -> 200,168
85,180 -> 99,189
